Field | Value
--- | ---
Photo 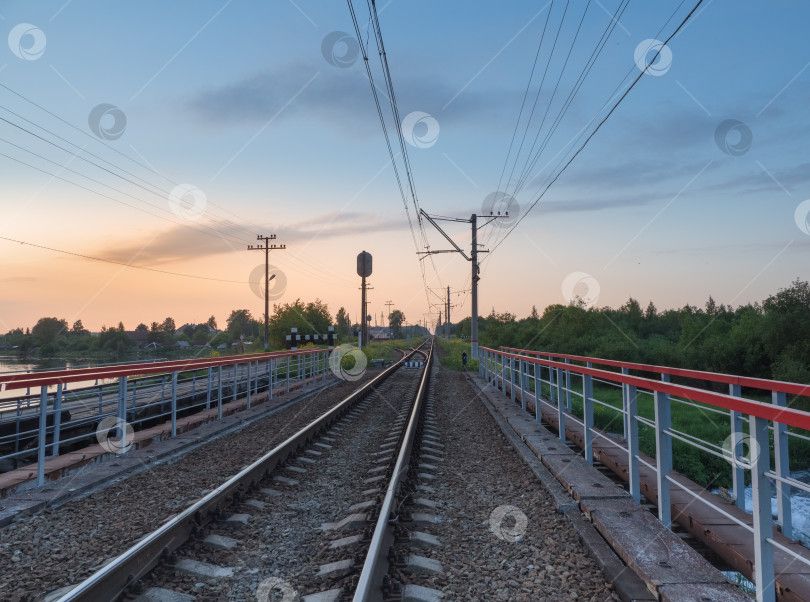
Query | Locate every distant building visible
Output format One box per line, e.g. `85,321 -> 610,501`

368,327 -> 393,341
125,330 -> 149,347
174,341 -> 191,349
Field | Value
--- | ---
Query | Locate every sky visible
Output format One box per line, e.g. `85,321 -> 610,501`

0,0 -> 809,332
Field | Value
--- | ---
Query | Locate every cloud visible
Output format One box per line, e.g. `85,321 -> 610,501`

92,211 -> 410,265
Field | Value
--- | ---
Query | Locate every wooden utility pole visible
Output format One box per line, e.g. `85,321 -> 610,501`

248,235 -> 285,351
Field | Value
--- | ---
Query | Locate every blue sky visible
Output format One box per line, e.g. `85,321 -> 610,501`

1,0 -> 809,330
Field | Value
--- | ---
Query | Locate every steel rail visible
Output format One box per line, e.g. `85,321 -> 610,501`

54,344 -> 426,602
353,340 -> 434,601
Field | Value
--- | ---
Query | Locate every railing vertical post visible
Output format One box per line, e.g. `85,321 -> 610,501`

171,371 -> 178,437
118,376 -> 128,429
37,387 -> 47,486
217,366 -> 223,420
246,361 -> 252,409
535,362 -> 542,424
206,367 -> 212,410
772,390 -> 792,538
728,384 -> 745,509
621,367 -> 630,440
654,389 -> 672,529
750,414 -> 776,602
510,356 -> 516,403
627,384 -> 640,503
583,374 -> 594,465
556,367 -> 565,442
549,360 -> 556,404
52,383 -> 63,457
97,385 -> 103,417
565,358 -> 572,411
520,358 -> 526,411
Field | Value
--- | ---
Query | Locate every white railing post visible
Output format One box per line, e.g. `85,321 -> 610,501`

583,373 -> 594,465
510,356 -> 516,403
520,358 -> 526,411
549,360 -> 556,404
206,367 -> 212,410
171,371 -> 178,437
556,367 -> 565,442
565,358 -> 572,411
117,375 -> 127,430
217,366 -> 223,420
246,361 -> 252,409
37,387 -> 48,486
729,383 -> 745,509
750,414 -> 776,602
52,383 -> 63,457
654,389 -> 672,529
627,384 -> 640,503
232,363 -> 238,402
621,367 -> 630,440
772,390 -> 792,538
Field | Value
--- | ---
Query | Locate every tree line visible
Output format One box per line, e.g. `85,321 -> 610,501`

453,278 -> 810,385
0,299 -> 401,359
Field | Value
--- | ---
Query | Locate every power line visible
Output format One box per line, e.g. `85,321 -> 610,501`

488,0 -> 704,256
0,235 -> 247,283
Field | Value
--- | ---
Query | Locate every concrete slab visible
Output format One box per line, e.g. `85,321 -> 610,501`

363,475 -> 386,485
417,473 -> 435,481
329,534 -> 364,549
421,454 -> 443,462
314,442 -> 332,450
133,588 -> 196,602
406,555 -> 443,575
44,586 -> 77,602
348,500 -> 375,512
175,558 -> 233,579
285,465 -> 307,474
321,512 -> 368,531
203,534 -> 238,550
412,512 -> 438,525
306,449 -> 323,456
410,531 -> 441,548
297,456 -> 317,464
303,589 -> 342,602
273,475 -> 299,486
222,513 -> 250,527
419,463 -> 437,471
541,454 -> 629,501
316,558 -> 353,578
259,488 -> 282,497
244,499 -> 267,511
402,584 -> 444,602
413,498 -> 438,509
658,582 -> 750,601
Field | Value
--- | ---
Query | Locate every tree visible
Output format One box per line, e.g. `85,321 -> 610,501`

32,317 -> 68,347
135,323 -> 148,333
227,309 -> 254,339
206,315 -> 218,330
389,309 -> 405,339
161,317 -> 176,334
335,307 -> 352,338
71,320 -> 88,335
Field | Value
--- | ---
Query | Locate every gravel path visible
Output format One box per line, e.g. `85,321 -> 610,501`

0,373 -> 380,601
393,366 -> 619,601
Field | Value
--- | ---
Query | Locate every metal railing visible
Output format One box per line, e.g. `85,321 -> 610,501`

0,348 -> 333,487
479,346 -> 810,602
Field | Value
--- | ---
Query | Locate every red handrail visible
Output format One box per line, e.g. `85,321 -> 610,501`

499,346 -> 810,398
0,348 -> 326,392
484,347 -> 810,431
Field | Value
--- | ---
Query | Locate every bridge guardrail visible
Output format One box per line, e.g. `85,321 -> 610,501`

480,346 -> 810,602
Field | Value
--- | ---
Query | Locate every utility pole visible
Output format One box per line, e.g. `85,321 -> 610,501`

248,234 -> 286,351
445,285 -> 450,340
419,210 -> 506,358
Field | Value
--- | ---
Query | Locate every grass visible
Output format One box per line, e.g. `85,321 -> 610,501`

435,337 -> 479,372
359,337 -> 427,363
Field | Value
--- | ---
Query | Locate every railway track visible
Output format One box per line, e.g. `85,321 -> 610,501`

53,341 -> 435,601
